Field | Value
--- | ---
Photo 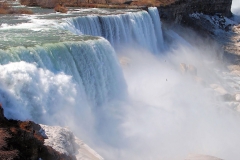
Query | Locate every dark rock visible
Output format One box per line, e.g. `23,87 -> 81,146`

158,0 -> 232,24
0,105 -> 76,160
222,93 -> 235,101
0,104 -> 5,121
54,4 -> 68,13
19,0 -> 38,6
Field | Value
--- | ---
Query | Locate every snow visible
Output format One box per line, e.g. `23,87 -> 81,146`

40,124 -> 103,160
189,13 -> 237,31
189,13 -> 203,19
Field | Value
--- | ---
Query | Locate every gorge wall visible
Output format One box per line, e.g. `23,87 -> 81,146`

158,0 -> 233,23
19,0 -> 233,27
20,0 -> 233,18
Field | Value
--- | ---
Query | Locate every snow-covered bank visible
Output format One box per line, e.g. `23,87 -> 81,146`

41,125 -> 103,160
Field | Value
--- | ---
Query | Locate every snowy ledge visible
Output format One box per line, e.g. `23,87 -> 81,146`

40,124 -> 103,160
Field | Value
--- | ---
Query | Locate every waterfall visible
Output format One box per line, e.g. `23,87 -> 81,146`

0,7 -> 166,128
61,8 -> 164,54
0,7 -> 175,159
0,6 -> 166,136
0,38 -> 126,122
148,7 -> 165,51
3,5 -> 240,160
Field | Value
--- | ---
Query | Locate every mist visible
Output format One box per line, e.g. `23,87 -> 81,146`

2,29 -> 239,160
88,29 -> 240,160
232,0 -> 240,22
232,0 -> 240,14
1,7 -> 240,160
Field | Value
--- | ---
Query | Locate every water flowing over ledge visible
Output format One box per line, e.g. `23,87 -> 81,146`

0,38 -> 127,121
0,7 -> 165,122
3,6 -> 239,160
61,7 -> 165,53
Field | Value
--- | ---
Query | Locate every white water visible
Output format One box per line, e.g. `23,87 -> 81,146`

148,7 -> 164,51
0,39 -> 125,108
1,6 -> 240,160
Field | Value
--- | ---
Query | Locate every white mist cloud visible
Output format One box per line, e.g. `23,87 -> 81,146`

0,61 -> 96,144
232,0 -> 240,14
2,25 -> 240,160
231,0 -> 240,22
91,30 -> 240,160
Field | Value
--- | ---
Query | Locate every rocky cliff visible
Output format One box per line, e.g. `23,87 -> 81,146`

19,0 -> 233,18
19,0 -> 123,8
158,0 -> 232,23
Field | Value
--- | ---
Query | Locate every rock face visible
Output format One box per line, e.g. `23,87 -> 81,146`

20,0 -> 58,8
20,0 -> 122,8
20,0 -> 233,15
0,104 -> 75,160
158,0 -> 232,23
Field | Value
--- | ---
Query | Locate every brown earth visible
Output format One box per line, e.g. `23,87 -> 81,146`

18,0 -> 233,23
0,1 -> 33,14
19,0 -> 176,8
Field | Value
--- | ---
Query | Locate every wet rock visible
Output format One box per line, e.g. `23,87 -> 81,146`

209,84 -> 235,101
222,93 -> 235,101
236,104 -> 240,112
20,0 -> 58,8
188,64 -> 197,76
180,63 -> 197,76
210,84 -> 228,95
226,102 -> 240,109
194,76 -> 206,86
36,0 -> 58,8
0,104 -> 5,121
159,0 -> 232,24
120,57 -> 131,66
180,63 -> 206,86
235,94 -> 240,102
54,4 -> 68,13
180,63 -> 188,74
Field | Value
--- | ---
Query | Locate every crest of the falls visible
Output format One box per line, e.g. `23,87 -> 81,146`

61,8 -> 164,53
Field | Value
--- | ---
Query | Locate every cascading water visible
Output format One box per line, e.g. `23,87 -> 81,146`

0,8 -> 169,158
2,5 -> 240,160
0,38 -> 126,111
148,7 -> 164,51
61,9 -> 164,53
